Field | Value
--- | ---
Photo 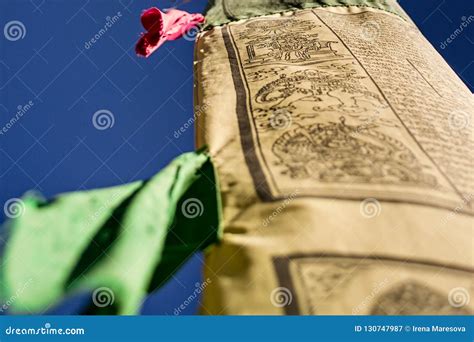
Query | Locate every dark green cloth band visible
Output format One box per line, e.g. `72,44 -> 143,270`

204,0 -> 407,27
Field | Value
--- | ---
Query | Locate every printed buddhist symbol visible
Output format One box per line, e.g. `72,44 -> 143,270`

272,117 -> 438,186
240,18 -> 340,65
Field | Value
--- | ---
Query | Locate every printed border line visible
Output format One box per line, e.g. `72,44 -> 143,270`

227,25 -> 283,195
221,12 -> 473,215
273,252 -> 474,315
222,26 -> 274,201
311,10 -> 466,203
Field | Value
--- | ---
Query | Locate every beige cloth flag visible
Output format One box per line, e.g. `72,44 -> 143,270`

195,1 -> 474,314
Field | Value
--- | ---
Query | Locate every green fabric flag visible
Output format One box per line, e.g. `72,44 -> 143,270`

0,150 -> 221,315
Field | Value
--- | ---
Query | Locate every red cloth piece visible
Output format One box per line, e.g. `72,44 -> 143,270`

136,7 -> 205,57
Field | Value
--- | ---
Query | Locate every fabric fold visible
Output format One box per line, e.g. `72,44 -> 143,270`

136,8 -> 205,57
0,151 -> 221,315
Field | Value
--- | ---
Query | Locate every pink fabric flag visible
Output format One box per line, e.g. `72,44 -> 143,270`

136,7 -> 205,57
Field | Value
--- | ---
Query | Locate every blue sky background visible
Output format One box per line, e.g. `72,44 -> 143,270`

0,0 -> 473,315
